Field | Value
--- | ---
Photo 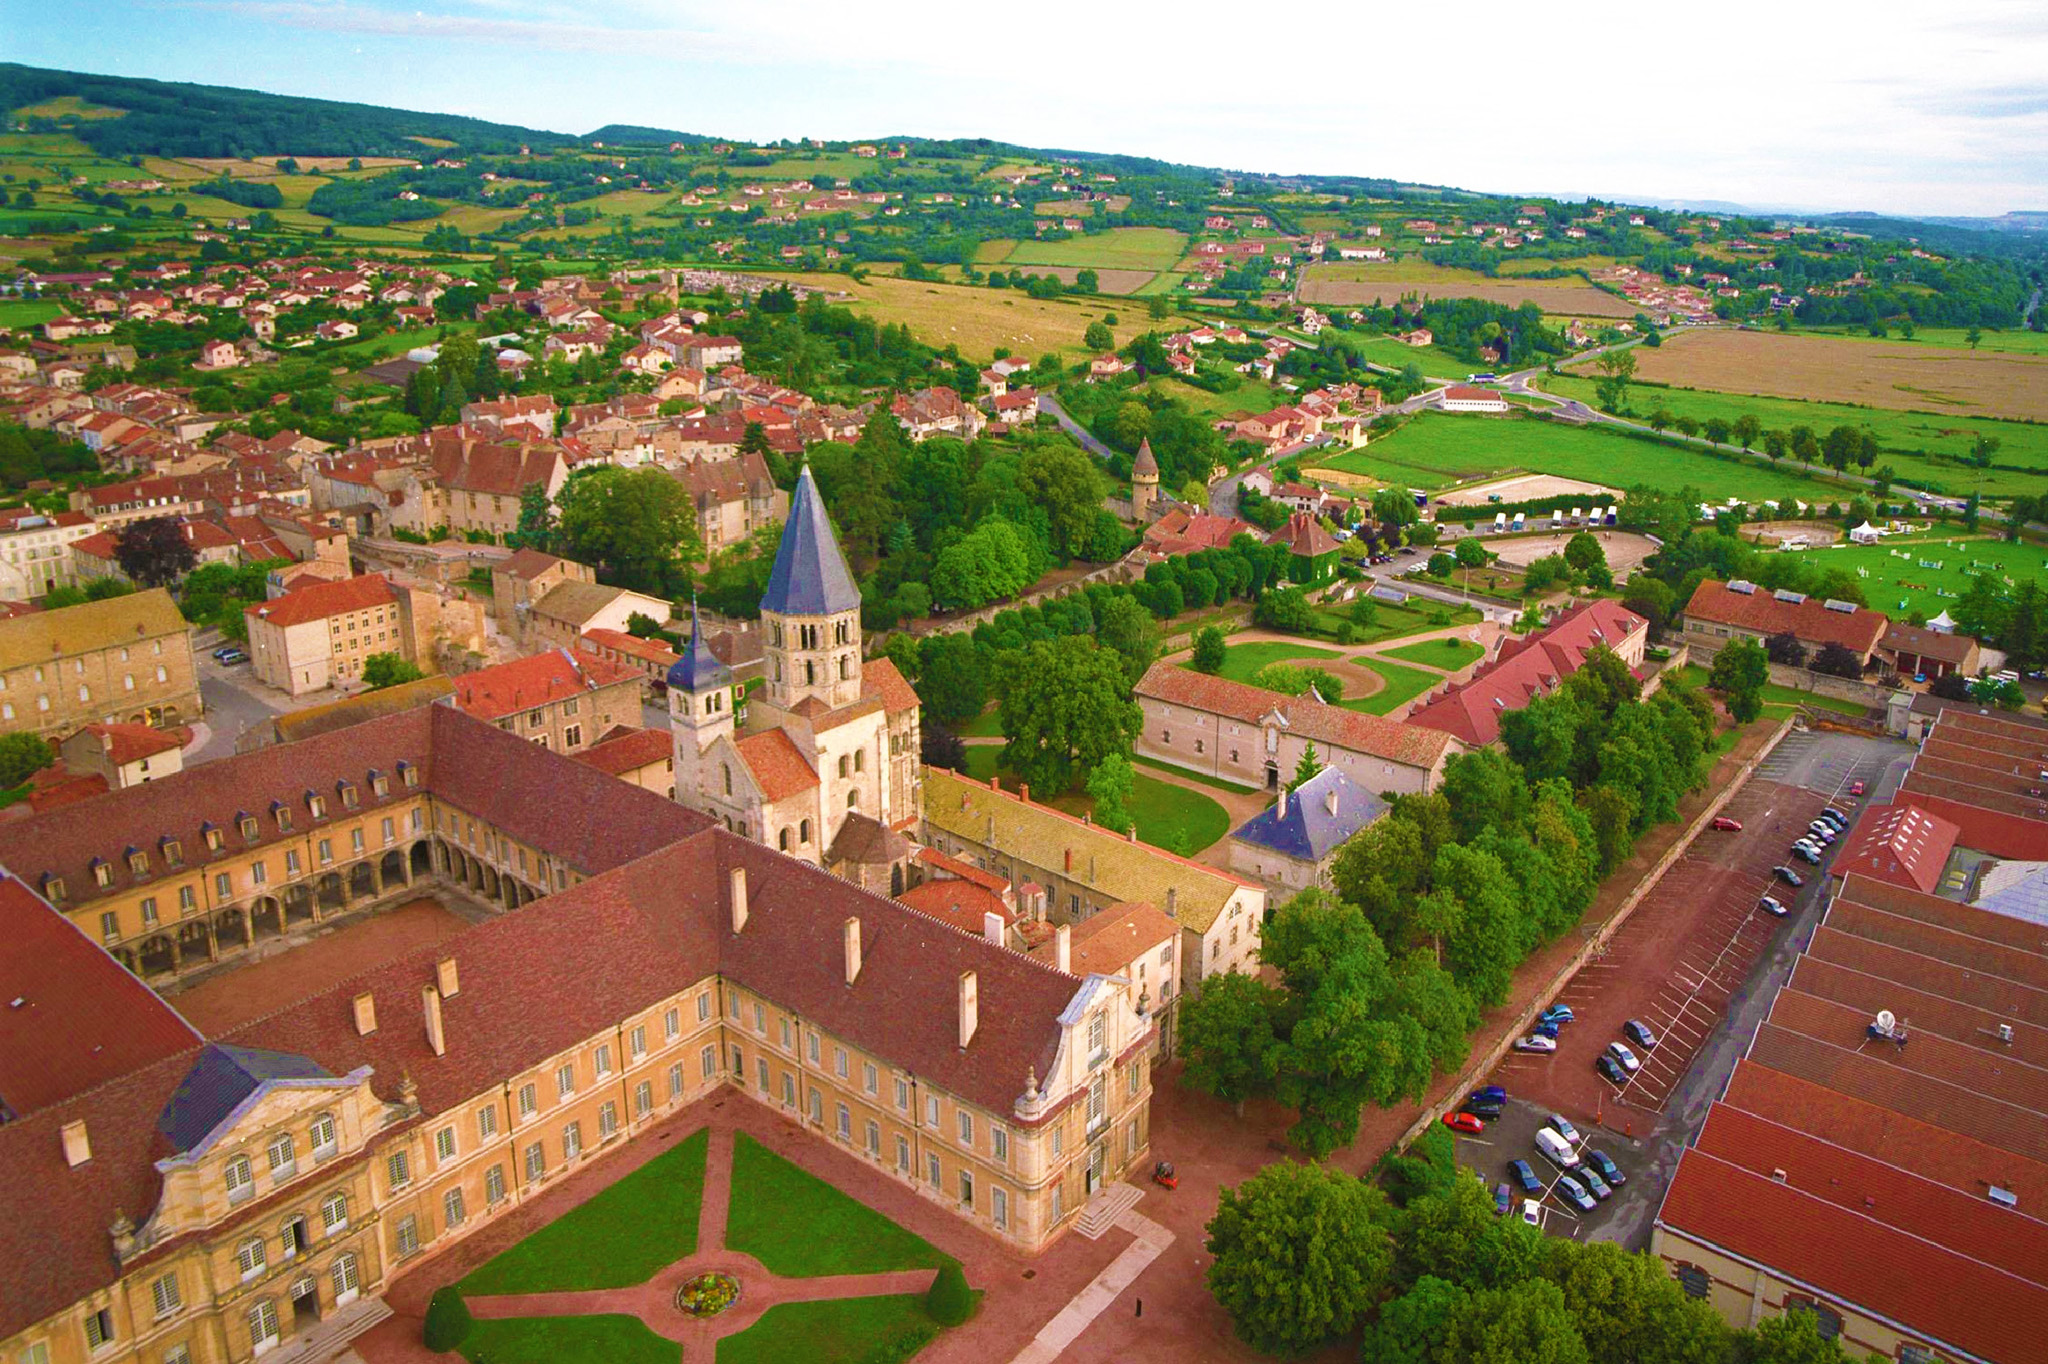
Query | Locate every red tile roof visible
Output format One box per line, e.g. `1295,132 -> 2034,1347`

1829,803 -> 1959,894
1409,600 -> 1644,745
1136,661 -> 1456,771
74,721 -> 184,766
497,547 -> 569,581
1060,900 -> 1178,979
582,626 -> 679,669
573,726 -> 674,777
863,656 -> 919,716
896,878 -> 1014,936
1657,1147 -> 2048,1364
246,573 -> 396,628
735,729 -> 818,802
1683,579 -> 1888,655
450,648 -> 639,722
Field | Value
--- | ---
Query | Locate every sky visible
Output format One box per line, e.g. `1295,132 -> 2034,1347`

8,0 -> 2047,217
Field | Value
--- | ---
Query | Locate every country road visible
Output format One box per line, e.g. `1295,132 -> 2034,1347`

1035,394 -> 1117,462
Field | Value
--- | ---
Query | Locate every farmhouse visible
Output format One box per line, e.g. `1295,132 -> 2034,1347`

1408,599 -> 1648,748
1680,579 -> 1889,667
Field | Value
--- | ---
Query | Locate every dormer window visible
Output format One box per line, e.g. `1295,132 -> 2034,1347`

92,858 -> 113,889
160,836 -> 182,866
238,813 -> 259,842
203,823 -> 223,853
399,760 -> 418,789
271,801 -> 292,833
307,793 -> 327,820
42,873 -> 65,904
126,848 -> 149,878
369,771 -> 388,798
338,782 -> 358,810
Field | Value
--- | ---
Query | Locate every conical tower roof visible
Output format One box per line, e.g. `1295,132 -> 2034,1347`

1132,438 -> 1159,480
760,464 -> 862,617
666,597 -> 732,692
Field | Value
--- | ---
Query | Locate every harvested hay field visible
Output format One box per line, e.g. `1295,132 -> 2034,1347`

1000,264 -> 1156,294
1004,227 -> 1188,271
1599,328 -> 2048,423
1299,264 -> 1635,317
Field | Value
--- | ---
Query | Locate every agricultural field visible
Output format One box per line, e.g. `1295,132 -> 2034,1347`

1345,333 -> 1486,379
1145,374 -> 1281,417
11,95 -> 128,120
1299,263 -> 1635,317
995,264 -> 1157,295
765,271 -> 1156,359
1311,412 -> 1838,504
1540,373 -> 2048,501
1785,323 -> 2048,357
1001,227 -> 1188,271
1764,532 -> 2048,621
1579,327 -> 2048,424
0,299 -> 65,328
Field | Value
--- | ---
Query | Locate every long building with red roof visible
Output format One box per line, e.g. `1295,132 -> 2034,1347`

1408,598 -> 1646,747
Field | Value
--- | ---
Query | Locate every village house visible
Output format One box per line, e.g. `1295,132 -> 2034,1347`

448,647 -> 643,756
245,574 -> 483,698
488,548 -> 596,640
672,451 -> 788,559
527,581 -> 674,653
55,720 -> 186,791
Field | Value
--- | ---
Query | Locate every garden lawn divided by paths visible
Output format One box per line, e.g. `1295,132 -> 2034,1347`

461,1314 -> 680,1364
1186,639 -> 1342,683
457,1128 -> 708,1295
717,1295 -> 938,1364
725,1133 -> 953,1277
1378,636 -> 1485,670
1341,658 -> 1443,717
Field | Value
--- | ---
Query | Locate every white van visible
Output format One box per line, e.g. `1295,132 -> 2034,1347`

1535,1127 -> 1580,1170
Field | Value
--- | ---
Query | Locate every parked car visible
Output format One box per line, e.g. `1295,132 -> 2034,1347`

1444,1112 -> 1485,1135
1579,1165 -> 1613,1201
217,648 -> 248,665
1595,1054 -> 1627,1085
1607,1041 -> 1640,1073
1539,1005 -> 1575,1026
1710,816 -> 1742,832
1773,865 -> 1804,887
1849,780 -> 1866,797
1494,1183 -> 1513,1217
1471,1085 -> 1507,1104
1514,1034 -> 1558,1053
1548,1115 -> 1581,1145
1791,843 -> 1822,865
1535,1128 -> 1580,1170
1807,822 -> 1837,843
1821,808 -> 1850,828
1555,1174 -> 1597,1212
1521,1198 -> 1543,1226
1534,1019 -> 1562,1039
1464,1098 -> 1504,1119
1759,895 -> 1788,917
210,645 -> 239,661
1508,1158 -> 1542,1194
1585,1149 -> 1625,1187
1622,1019 -> 1658,1050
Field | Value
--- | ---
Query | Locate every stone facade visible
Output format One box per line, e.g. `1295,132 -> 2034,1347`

0,589 -> 199,736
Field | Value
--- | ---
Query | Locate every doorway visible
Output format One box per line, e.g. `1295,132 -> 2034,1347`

289,1276 -> 321,1331
1264,763 -> 1279,791
1085,1144 -> 1106,1196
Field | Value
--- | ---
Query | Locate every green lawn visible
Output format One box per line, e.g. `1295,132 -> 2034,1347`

1146,374 -> 1280,417
1540,373 -> 2048,502
0,299 -> 63,327
1003,227 -> 1188,271
1674,665 -> 1874,718
725,1134 -> 952,1278
1789,324 -> 2048,358
955,706 -> 1005,738
1307,600 -> 1482,644
1378,637 -> 1485,670
1759,533 -> 2048,622
458,1129 -> 707,1296
1347,333 -> 1483,380
1313,412 -> 1836,504
1188,640 -> 1343,683
1342,658 -> 1442,716
956,751 -> 1232,853
461,1314 -> 680,1364
717,1296 -> 941,1364
1133,752 -> 1261,795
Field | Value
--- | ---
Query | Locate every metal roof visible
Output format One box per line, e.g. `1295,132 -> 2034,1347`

759,464 -> 861,618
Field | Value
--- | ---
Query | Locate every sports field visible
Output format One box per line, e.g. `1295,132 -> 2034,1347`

1769,533 -> 2048,621
1583,328 -> 2048,424
1002,227 -> 1188,272
1540,374 -> 2048,501
1311,413 -> 1831,503
1299,263 -> 1634,317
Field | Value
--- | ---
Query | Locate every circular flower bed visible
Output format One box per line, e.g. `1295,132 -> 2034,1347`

676,1271 -> 741,1318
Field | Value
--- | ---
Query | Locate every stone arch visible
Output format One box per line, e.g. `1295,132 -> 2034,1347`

215,907 -> 249,953
251,900 -> 283,941
347,861 -> 376,901
379,849 -> 408,893
409,839 -> 433,879
282,883 -> 313,927
176,918 -> 212,967
137,933 -> 178,977
433,839 -> 453,875
481,864 -> 501,902
316,872 -> 346,912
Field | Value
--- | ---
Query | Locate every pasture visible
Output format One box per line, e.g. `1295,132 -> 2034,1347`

997,264 -> 1157,296
1001,227 -> 1188,271
0,299 -> 65,328
763,271 -> 1156,358
1770,533 -> 2048,621
1587,328 -> 2048,424
1299,263 -> 1634,317
1346,333 -> 1485,379
1540,373 -> 2048,502
1311,413 -> 1836,503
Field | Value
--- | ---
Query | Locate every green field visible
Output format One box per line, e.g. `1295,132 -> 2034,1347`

1147,375 -> 1281,417
717,1296 -> 939,1364
727,1133 -> 951,1277
1189,640 -> 1343,683
1347,333 -> 1488,380
0,299 -> 63,327
1789,325 -> 2048,358
1540,374 -> 2048,502
1378,636 -> 1485,669
1674,665 -> 1874,720
461,1314 -> 679,1364
1003,228 -> 1188,271
960,749 -> 1231,853
1313,413 -> 1843,504
1765,533 -> 2048,621
1342,658 -> 1441,715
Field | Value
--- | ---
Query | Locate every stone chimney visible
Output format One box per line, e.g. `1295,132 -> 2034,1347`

1166,887 -> 1178,918
352,991 -> 377,1036
1055,922 -> 1071,975
1326,784 -> 1340,817
982,911 -> 1004,946
730,865 -> 749,933
1277,783 -> 1288,818
422,985 -> 446,1056
843,916 -> 863,985
60,1119 -> 90,1167
435,956 -> 459,998
958,970 -> 979,1049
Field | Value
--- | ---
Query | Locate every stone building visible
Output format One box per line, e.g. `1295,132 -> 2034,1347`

0,589 -> 199,736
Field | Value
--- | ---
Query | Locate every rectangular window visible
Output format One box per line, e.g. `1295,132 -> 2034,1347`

563,1122 -> 583,1159
781,1017 -> 793,1049
700,1044 -> 716,1079
387,1151 -> 410,1189
555,1063 -> 575,1098
866,1120 -> 881,1156
485,1165 -> 506,1205
435,1127 -> 456,1162
927,1154 -> 942,1188
517,1083 -> 537,1118
757,1057 -> 770,1091
808,1088 -> 823,1124
960,1171 -> 974,1207
214,872 -> 231,899
629,1025 -> 647,1059
697,992 -> 710,1022
806,1032 -> 820,1065
994,1187 -> 1009,1230
478,1105 -> 498,1140
834,1047 -> 848,1079
753,1001 -> 765,1033
599,1102 -> 618,1138
993,1126 -> 1009,1164
351,829 -> 364,854
925,1095 -> 940,1128
897,1136 -> 911,1173
896,1077 -> 909,1112
285,850 -> 301,876
594,1043 -> 612,1077
958,1112 -> 974,1147
151,1271 -> 182,1318
395,1214 -> 420,1257
836,1103 -> 851,1140
863,1062 -> 878,1095
782,1073 -> 796,1107
443,1188 -> 466,1229
665,1006 -> 680,1040
99,910 -> 119,944
635,1081 -> 653,1117
524,1143 -> 545,1181
140,897 -> 158,928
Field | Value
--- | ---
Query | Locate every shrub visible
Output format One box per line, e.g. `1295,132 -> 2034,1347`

926,1262 -> 973,1326
423,1287 -> 473,1352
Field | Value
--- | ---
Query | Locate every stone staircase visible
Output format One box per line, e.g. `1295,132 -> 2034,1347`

1074,1181 -> 1144,1240
266,1296 -> 392,1364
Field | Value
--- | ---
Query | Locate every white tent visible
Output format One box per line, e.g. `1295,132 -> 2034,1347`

1849,521 -> 1881,544
1927,610 -> 1956,634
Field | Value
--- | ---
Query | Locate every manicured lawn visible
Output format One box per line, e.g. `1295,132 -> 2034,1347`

458,1129 -> 708,1295
1342,658 -> 1442,716
1304,600 -> 1481,644
955,706 -> 1005,738
955,752 -> 1232,853
1783,533 -> 2048,620
725,1134 -> 952,1278
1379,637 -> 1484,670
1674,665 -> 1874,718
717,1296 -> 940,1364
0,299 -> 63,327
1540,373 -> 2048,501
1186,640 -> 1342,683
1314,412 -> 1834,504
1133,753 -> 1261,795
461,1314 -> 680,1364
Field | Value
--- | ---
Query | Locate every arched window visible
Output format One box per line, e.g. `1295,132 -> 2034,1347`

853,749 -> 864,773
839,655 -> 852,680
247,1299 -> 280,1351
308,1112 -> 336,1158
800,819 -> 811,844
722,764 -> 732,796
847,789 -> 859,809
266,1131 -> 296,1176
236,1235 -> 267,1279
778,828 -> 790,852
837,755 -> 850,778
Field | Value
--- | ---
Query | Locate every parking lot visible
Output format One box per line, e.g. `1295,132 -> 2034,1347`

1447,1097 -> 1650,1239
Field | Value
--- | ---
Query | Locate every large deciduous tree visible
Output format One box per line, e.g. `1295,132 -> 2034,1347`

114,515 -> 197,588
556,466 -> 699,596
1707,636 -> 1769,724
1017,440 -> 1104,561
1177,969 -> 1282,1114
995,635 -> 1140,794
1204,1160 -> 1396,1355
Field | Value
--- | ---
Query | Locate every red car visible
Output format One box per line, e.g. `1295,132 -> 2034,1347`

1710,816 -> 1742,832
1849,781 -> 1866,797
1443,1112 -> 1485,1135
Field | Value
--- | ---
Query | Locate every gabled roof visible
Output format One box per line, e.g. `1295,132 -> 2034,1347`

1829,803 -> 1959,895
1135,662 -> 1456,772
1229,767 -> 1386,862
1409,601 -> 1645,747
498,547 -> 570,581
450,647 -> 639,723
760,464 -> 861,617
246,573 -> 396,628
155,1044 -> 334,1154
735,729 -> 818,802
1683,578 -> 1888,654
0,588 -> 188,671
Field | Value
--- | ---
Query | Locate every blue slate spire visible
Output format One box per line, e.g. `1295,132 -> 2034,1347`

759,464 -> 861,617
666,595 -> 732,693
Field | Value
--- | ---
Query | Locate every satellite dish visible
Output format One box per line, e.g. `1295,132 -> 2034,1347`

1876,1010 -> 1896,1032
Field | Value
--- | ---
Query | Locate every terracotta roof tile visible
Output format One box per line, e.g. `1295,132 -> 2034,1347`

735,730 -> 818,801
74,721 -> 184,766
1683,578 -> 1888,655
1828,803 -> 1959,894
863,656 -> 920,716
1135,661 -> 1455,771
449,648 -> 640,723
245,573 -> 397,628
573,726 -> 674,778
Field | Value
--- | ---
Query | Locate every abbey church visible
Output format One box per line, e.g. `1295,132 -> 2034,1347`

668,465 -> 923,891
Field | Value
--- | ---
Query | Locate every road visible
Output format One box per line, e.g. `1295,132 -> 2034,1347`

1035,394 -> 1117,463
193,663 -> 281,763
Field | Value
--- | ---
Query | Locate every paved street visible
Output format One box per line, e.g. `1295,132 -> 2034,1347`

192,659 -> 281,763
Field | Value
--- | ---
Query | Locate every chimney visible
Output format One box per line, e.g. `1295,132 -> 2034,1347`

1018,783 -> 1029,804
1056,923 -> 1072,974
843,916 -> 863,985
730,865 -> 749,933
422,985 -> 446,1056
1127,826 -> 1138,843
982,911 -> 1005,946
1326,785 -> 1340,817
60,1119 -> 90,1167
1166,887 -> 1178,918
958,970 -> 979,1049
352,991 -> 377,1036
435,956 -> 459,998
1277,784 -> 1288,818
1064,848 -> 1072,873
